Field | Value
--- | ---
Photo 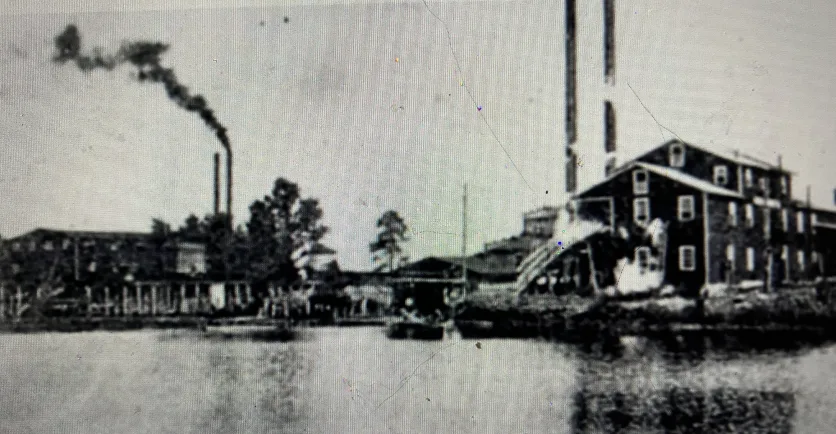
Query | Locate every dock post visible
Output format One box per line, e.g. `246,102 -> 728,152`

0,286 -> 5,321
151,285 -> 158,316
15,286 -> 23,320
192,284 -> 201,314
104,286 -> 111,316
136,285 -> 143,315
164,284 -> 172,314
122,286 -> 129,316
180,284 -> 188,314
85,286 -> 92,318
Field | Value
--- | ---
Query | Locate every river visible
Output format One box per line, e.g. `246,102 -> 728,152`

1,326 -> 835,433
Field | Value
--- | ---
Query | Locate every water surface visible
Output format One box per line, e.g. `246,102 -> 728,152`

1,327 -> 835,433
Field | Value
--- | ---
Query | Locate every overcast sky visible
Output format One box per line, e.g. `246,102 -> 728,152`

1,0 -> 835,270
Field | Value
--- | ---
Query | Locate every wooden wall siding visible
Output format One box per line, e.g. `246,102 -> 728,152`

634,140 -> 789,201
577,169 -> 707,293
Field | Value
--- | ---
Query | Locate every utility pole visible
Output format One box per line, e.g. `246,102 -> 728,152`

462,184 -> 468,296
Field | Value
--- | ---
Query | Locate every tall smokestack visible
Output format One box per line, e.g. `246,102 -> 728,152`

604,100 -> 616,175
53,24 -> 234,225
565,0 -> 577,193
213,152 -> 220,215
226,150 -> 232,225
603,0 -> 615,84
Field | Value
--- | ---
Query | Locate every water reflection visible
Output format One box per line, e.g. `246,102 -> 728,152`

572,387 -> 795,434
570,332 -> 803,433
199,341 -> 306,433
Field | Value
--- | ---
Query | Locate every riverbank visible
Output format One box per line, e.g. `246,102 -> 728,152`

0,316 -> 207,333
455,283 -> 836,342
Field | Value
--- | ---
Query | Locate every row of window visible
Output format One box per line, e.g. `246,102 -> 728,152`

9,239 -> 151,252
675,244 -> 810,274
632,196 -> 695,226
660,144 -> 789,195
637,164 -> 789,195
634,244 -> 697,273
632,195 -> 813,231
726,244 -> 808,273
727,202 -> 809,232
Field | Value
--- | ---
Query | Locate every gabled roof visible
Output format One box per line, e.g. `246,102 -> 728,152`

629,139 -> 791,173
575,161 -> 743,199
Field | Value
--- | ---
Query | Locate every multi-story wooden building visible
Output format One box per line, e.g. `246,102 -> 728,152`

574,139 -> 836,294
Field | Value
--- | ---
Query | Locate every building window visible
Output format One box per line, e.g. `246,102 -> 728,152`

713,165 -> 728,186
11,242 -> 21,252
633,198 -> 650,227
758,177 -> 767,192
782,245 -> 790,280
781,209 -> 789,232
746,247 -> 756,271
28,241 -> 36,251
62,239 -> 72,250
726,244 -> 736,268
797,211 -> 805,233
668,143 -> 685,167
43,241 -> 54,251
745,204 -> 755,227
798,250 -> 806,271
678,195 -> 695,221
679,245 -> 696,271
728,202 -> 738,226
633,169 -> 649,194
812,213 -> 818,226
780,176 -> 788,195
744,168 -> 753,188
636,247 -> 651,273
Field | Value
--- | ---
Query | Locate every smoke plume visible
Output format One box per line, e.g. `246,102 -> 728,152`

53,24 -> 230,150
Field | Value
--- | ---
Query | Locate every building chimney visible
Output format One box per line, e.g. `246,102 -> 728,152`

564,0 -> 577,193
213,152 -> 220,216
604,100 -> 616,176
226,149 -> 233,226
603,0 -> 615,84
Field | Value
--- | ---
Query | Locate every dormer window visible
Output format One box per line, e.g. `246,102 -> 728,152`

744,168 -> 753,188
668,143 -> 685,167
632,169 -> 649,194
713,165 -> 728,186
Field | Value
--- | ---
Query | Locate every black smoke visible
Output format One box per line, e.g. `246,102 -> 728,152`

52,24 -> 230,151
